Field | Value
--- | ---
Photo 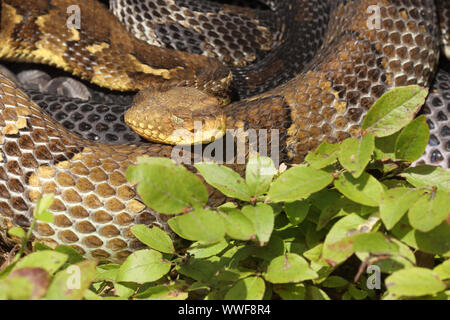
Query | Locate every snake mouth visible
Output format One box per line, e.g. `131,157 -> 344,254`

125,118 -> 227,145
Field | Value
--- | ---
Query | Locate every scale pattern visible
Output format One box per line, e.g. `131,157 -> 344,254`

0,72 -> 288,261
110,0 -> 281,68
0,0 -> 448,262
25,90 -> 142,144
415,70 -> 450,169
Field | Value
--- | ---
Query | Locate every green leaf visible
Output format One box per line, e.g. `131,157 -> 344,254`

400,165 -> 450,192
242,203 -> 274,245
274,284 -> 306,300
347,284 -> 368,300
218,202 -> 238,209
434,259 -> 450,281
321,276 -> 349,288
168,209 -> 225,243
54,245 -> 84,264
245,156 -> 276,196
214,267 -> 255,283
391,217 -> 450,255
305,285 -> 330,300
343,232 -> 399,254
305,141 -> 340,169
309,189 -> 341,210
408,189 -> 450,232
116,249 -> 171,284
195,162 -> 251,201
131,225 -> 175,254
13,251 -> 67,275
380,188 -> 424,230
188,241 -> 229,259
126,158 -> 208,214
382,179 -> 411,189
95,264 -> 120,282
8,227 -> 25,238
322,214 -> 367,266
6,268 -> 49,300
334,172 -> 384,207
33,243 -> 52,251
385,267 -> 446,298
224,277 -> 266,300
317,197 -> 362,230
1,275 -> 35,300
35,211 -> 54,224
338,133 -> 375,178
115,282 -> 138,299
356,238 -> 416,273
45,260 -> 97,300
34,194 -> 54,223
373,132 -> 400,160
284,200 -> 310,226
176,256 -> 222,282
303,244 -> 323,263
250,234 -> 284,262
218,208 -> 256,241
394,115 -> 429,162
267,166 -> 333,202
362,85 -> 428,137
135,284 -> 188,300
264,253 -> 317,284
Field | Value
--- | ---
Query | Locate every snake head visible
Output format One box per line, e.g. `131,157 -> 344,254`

125,86 -> 226,145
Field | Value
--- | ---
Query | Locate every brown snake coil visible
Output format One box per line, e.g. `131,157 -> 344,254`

0,0 -> 448,262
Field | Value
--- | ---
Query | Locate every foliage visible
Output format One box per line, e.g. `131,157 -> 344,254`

0,85 -> 448,300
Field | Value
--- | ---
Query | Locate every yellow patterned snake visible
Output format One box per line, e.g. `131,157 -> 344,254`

0,0 -> 448,262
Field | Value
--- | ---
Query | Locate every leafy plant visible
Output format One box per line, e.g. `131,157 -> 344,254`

0,85 -> 448,300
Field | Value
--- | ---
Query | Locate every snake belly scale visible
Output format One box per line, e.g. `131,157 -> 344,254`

0,0 -> 448,262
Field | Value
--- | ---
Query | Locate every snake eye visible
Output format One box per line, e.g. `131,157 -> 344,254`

171,115 -> 184,124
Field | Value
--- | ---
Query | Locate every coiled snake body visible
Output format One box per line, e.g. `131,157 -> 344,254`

0,0 -> 448,262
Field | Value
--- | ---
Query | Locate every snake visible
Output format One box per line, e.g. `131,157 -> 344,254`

0,0 -> 448,262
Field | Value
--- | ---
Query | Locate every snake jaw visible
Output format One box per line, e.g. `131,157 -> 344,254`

168,119 -> 227,145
